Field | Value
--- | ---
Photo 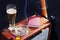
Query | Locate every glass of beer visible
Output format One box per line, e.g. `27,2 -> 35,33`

6,4 -> 28,36
6,4 -> 17,30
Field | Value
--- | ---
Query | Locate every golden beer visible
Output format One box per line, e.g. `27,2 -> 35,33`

7,8 -> 17,27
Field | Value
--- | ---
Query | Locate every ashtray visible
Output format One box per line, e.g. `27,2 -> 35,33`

8,24 -> 29,36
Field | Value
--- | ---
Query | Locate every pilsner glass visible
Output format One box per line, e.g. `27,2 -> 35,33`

6,4 -> 17,28
6,4 -> 28,36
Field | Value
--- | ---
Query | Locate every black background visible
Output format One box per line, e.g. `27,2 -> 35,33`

0,0 -> 60,40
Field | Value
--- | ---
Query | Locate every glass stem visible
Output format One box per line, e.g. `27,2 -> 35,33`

9,17 -> 16,27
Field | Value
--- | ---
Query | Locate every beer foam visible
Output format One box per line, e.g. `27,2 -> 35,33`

7,8 -> 17,14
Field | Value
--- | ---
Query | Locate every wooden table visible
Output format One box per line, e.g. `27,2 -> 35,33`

1,15 -> 51,40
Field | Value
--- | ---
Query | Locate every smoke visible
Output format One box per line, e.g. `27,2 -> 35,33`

46,0 -> 48,9
24,0 -> 28,18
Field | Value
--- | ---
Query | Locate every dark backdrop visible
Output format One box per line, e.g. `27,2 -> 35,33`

0,0 -> 42,28
0,0 -> 60,40
48,0 -> 60,40
48,0 -> 60,22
